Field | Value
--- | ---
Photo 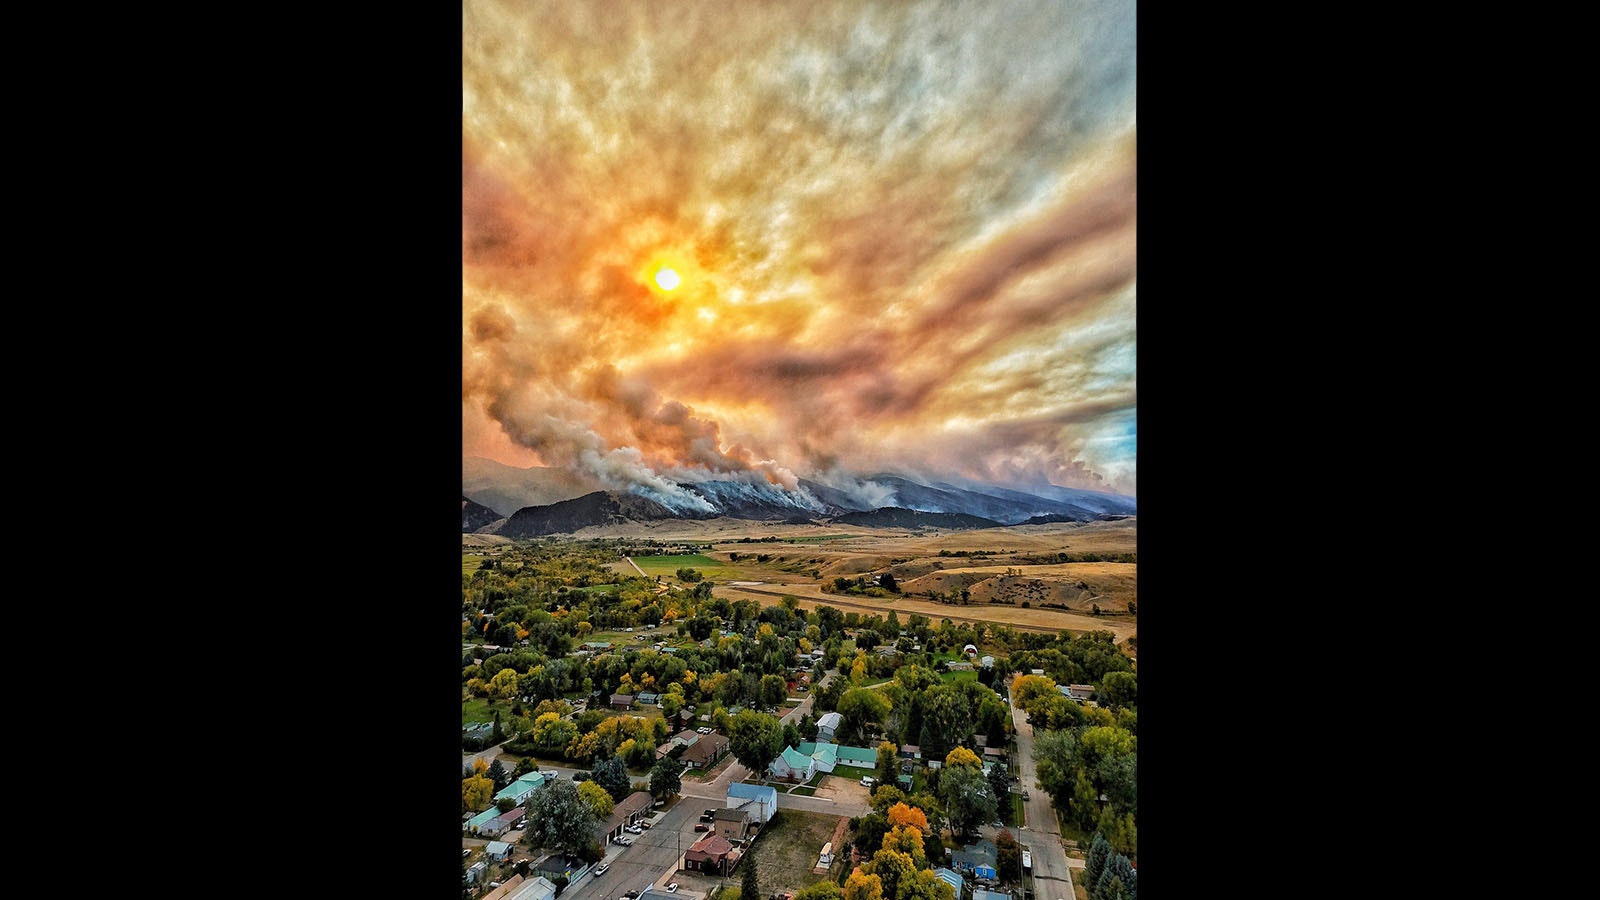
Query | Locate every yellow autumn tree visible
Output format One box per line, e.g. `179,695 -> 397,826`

843,869 -> 884,900
462,775 -> 495,812
881,826 -> 927,868
944,747 -> 982,770
886,802 -> 930,835
473,758 -> 489,776
577,779 -> 615,818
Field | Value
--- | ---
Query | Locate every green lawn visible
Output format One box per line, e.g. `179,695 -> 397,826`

631,553 -> 721,569
791,786 -> 817,796
462,696 -> 507,726
831,764 -> 875,781
941,670 -> 978,684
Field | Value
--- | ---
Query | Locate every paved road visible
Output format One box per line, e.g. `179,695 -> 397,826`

1010,699 -> 1074,900
563,800 -> 700,900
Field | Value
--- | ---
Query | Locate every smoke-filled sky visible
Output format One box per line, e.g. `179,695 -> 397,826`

463,0 -> 1136,506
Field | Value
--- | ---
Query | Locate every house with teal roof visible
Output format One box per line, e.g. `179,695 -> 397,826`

769,744 -> 816,781
495,772 -> 546,805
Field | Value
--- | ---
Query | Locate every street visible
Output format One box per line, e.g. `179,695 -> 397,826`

1010,699 -> 1074,900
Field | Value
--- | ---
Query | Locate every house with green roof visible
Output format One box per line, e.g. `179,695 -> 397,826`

769,744 -> 817,781
495,772 -> 546,805
465,805 -> 501,833
797,741 -> 877,773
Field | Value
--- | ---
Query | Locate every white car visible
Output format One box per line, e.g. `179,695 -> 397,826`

625,824 -> 643,834
595,864 -> 610,875
861,777 -> 875,787
666,884 -> 679,893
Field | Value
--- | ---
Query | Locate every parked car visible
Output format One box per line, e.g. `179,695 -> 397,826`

616,837 -> 633,846
860,776 -> 875,787
625,824 -> 643,834
595,864 -> 610,876
666,884 -> 679,893
702,809 -> 716,820
641,821 -> 653,829
694,823 -> 710,832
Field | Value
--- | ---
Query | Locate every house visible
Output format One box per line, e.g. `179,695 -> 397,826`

946,660 -> 974,672
465,805 -> 503,834
800,741 -> 838,773
950,840 -> 998,879
933,868 -> 965,897
1061,684 -> 1095,702
816,712 -> 844,742
974,891 -> 1011,900
637,691 -> 661,706
874,646 -> 899,658
466,861 -> 488,884
681,733 -> 729,769
769,745 -> 817,781
610,693 -> 636,710
480,806 -> 527,838
726,782 -> 778,825
482,875 -> 525,900
658,730 -> 701,759
685,832 -> 740,874
1029,669 -> 1044,676
502,876 -> 559,900
900,744 -> 922,760
897,774 -> 913,790
713,805 -> 756,842
485,840 -> 514,861
581,641 -> 613,653
599,791 -> 655,843
980,656 -> 994,669
495,773 -> 546,805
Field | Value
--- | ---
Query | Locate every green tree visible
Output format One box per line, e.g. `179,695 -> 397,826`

592,756 -> 631,802
794,881 -> 843,900
496,797 -> 517,813
487,758 -> 511,790
1084,832 -> 1111,892
742,843 -> 761,900
936,763 -> 996,840
876,741 -> 898,786
1099,671 -> 1137,710
650,756 -> 682,800
728,708 -> 785,776
987,762 -> 1011,817
492,709 -> 506,743
838,688 -> 892,744
524,777 -> 602,860
783,721 -> 802,749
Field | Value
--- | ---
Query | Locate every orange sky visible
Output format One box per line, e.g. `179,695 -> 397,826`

463,0 -> 1136,498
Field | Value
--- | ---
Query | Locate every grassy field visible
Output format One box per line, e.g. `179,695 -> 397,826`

462,695 -> 507,726
940,670 -> 978,684
831,764 -> 875,781
738,809 -> 844,893
463,553 -> 490,575
632,553 -> 721,569
791,786 -> 816,796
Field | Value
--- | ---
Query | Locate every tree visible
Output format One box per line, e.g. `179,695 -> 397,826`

592,756 -> 631,802
1084,833 -> 1111,892
843,869 -> 884,900
987,762 -> 1011,815
650,756 -> 682,800
917,687 -> 972,760
496,797 -> 517,813
728,708 -> 785,776
462,775 -> 495,813
742,843 -> 761,900
761,674 -> 789,707
794,881 -> 843,900
577,779 -> 615,818
885,803 -> 929,835
838,688 -> 892,743
880,572 -> 898,593
937,763 -> 996,840
876,742 -> 898,786
487,759 -> 511,790
525,777 -> 602,860
783,721 -> 802,750
944,747 -> 982,770
994,830 -> 1021,882
1099,671 -> 1137,710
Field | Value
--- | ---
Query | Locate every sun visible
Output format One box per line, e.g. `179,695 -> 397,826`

655,268 -> 681,291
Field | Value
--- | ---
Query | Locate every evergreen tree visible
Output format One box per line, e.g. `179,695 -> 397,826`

987,763 -> 1010,817
492,710 -> 505,744
487,759 -> 511,790
742,847 -> 761,900
1084,833 -> 1111,895
593,756 -> 632,802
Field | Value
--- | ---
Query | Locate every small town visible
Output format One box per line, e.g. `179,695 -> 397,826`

461,543 -> 1136,900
